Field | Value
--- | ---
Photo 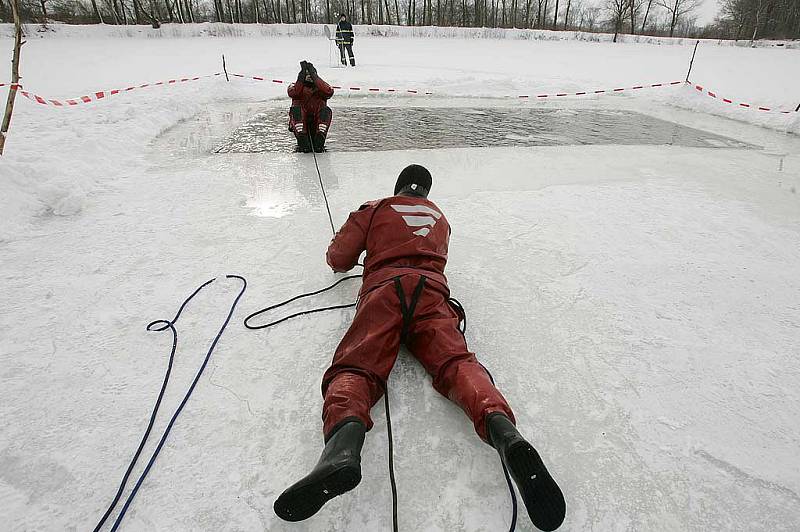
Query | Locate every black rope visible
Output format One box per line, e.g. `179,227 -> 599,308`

450,297 -> 518,532
384,390 -> 399,532
243,274 -> 362,330
282,137 -> 402,530
503,465 -> 519,532
307,131 -> 337,235
93,275 -> 247,532
246,275 -> 403,531
245,282 -> 516,531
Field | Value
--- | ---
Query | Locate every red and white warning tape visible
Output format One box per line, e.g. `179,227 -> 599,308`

4,73 -> 797,115
229,72 -> 435,95
12,73 -> 222,107
687,80 -> 796,114
510,80 -> 684,99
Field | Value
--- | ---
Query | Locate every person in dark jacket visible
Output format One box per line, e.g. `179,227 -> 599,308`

273,165 -> 566,531
288,60 -> 334,153
335,13 -> 355,66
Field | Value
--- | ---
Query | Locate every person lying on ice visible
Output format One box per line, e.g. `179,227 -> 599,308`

287,60 -> 333,153
274,165 -> 566,531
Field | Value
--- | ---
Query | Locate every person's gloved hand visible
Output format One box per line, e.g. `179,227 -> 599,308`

305,62 -> 318,79
298,60 -> 310,81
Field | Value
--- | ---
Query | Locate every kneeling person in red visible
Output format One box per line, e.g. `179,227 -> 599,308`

288,60 -> 333,153
274,165 -> 566,531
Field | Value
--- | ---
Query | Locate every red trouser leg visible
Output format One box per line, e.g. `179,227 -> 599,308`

322,274 -> 515,442
407,280 -> 516,442
307,107 -> 333,137
317,106 -> 332,136
288,105 -> 306,136
321,281 -> 403,440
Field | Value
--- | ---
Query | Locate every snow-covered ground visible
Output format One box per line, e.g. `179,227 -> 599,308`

1,24 -> 799,531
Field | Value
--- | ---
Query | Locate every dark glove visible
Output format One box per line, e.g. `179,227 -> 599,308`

297,61 -> 307,82
305,62 -> 318,79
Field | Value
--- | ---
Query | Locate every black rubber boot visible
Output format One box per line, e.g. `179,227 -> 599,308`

274,420 -> 366,522
487,413 -> 566,531
313,132 -> 327,152
296,134 -> 311,153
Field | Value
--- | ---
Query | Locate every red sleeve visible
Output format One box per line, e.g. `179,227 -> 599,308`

326,202 -> 376,272
287,83 -> 302,98
315,77 -> 334,98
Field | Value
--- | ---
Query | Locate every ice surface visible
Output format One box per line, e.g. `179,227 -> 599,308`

1,25 -> 799,532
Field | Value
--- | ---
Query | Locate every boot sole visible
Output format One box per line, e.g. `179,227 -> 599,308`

506,441 -> 566,531
273,464 -> 361,522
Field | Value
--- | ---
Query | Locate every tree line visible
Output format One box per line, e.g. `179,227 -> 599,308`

0,0 -> 797,39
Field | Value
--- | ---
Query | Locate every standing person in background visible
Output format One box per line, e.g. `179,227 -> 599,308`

335,14 -> 355,66
288,60 -> 334,153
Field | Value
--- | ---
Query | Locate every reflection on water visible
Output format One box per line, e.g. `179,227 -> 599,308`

241,152 -> 342,218
246,185 -> 302,218
215,107 -> 754,153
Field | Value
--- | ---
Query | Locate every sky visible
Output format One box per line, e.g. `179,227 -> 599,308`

586,0 -> 721,26
696,0 -> 721,25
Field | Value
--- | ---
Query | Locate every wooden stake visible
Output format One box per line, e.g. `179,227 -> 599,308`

685,40 -> 699,83
0,0 -> 23,156
222,54 -> 229,82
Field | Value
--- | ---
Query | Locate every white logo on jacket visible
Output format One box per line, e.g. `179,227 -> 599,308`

390,204 -> 442,237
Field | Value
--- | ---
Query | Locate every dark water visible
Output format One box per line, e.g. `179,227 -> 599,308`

215,107 -> 753,153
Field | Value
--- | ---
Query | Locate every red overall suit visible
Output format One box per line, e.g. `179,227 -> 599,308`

287,76 -> 334,138
323,195 -> 516,442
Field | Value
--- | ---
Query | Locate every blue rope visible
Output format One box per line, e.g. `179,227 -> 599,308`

94,275 -> 247,531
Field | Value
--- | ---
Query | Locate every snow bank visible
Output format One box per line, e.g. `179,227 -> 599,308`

0,78 -> 241,241
8,22 -> 798,49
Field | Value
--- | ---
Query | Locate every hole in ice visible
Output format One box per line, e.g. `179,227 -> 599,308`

215,106 -> 754,153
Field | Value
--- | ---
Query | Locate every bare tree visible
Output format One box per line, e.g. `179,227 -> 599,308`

639,0 -> 653,32
12,0 -> 797,37
105,0 -> 120,22
552,0 -> 558,28
584,4 -> 600,29
0,0 -> 21,155
749,0 -> 771,40
605,0 -> 627,40
656,0 -> 701,36
89,0 -> 104,21
628,0 -> 645,33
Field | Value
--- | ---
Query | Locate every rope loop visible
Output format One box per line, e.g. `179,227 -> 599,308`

146,319 -> 172,332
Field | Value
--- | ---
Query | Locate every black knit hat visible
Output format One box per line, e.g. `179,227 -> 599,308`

394,164 -> 432,197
